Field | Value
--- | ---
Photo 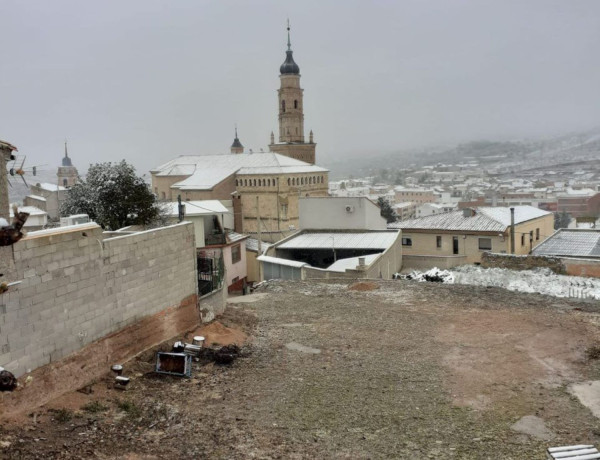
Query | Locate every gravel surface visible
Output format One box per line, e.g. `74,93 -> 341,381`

1,279 -> 600,459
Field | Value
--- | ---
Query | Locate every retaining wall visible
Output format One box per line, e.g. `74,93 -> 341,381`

0,222 -> 198,379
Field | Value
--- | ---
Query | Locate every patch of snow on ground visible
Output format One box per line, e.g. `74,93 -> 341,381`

398,266 -> 600,300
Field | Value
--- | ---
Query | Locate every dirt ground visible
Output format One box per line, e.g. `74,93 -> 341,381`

2,280 -> 600,459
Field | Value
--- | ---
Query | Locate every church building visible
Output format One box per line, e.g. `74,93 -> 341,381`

151,25 -> 328,242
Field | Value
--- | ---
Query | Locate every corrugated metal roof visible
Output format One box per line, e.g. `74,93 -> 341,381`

390,206 -> 550,232
151,153 -> 328,191
277,232 -> 398,250
533,229 -> 600,257
257,255 -> 308,268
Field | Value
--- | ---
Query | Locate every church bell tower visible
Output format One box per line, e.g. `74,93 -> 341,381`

269,22 -> 316,164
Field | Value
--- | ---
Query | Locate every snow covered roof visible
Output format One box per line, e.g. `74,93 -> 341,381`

35,182 -> 67,191
327,253 -> 381,272
245,237 -> 271,253
390,206 -> 551,233
10,205 -> 47,216
476,206 -> 551,227
257,255 -> 308,268
226,230 -> 248,244
163,200 -> 230,217
532,229 -> 600,258
26,194 -> 47,202
151,153 -> 328,191
558,188 -> 597,197
277,232 -> 398,250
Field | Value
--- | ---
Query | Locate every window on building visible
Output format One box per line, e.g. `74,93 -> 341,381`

281,204 -> 288,219
282,100 -> 286,112
536,228 -> 540,240
63,179 -> 68,187
287,178 -> 290,186
294,99 -> 298,109
231,244 -> 241,264
402,237 -> 412,247
478,238 -> 492,251
436,236 -> 442,248
521,234 -> 525,246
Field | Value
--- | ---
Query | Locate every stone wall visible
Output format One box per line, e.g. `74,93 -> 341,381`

402,255 -> 468,271
0,222 -> 199,379
481,252 -> 566,274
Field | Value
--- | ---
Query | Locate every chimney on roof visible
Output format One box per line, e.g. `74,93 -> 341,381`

462,208 -> 475,218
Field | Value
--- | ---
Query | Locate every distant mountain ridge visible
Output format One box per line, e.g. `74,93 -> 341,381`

322,128 -> 600,179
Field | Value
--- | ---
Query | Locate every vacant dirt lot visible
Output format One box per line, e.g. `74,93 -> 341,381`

2,280 -> 600,459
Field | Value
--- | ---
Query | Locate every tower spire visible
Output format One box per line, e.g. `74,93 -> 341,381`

64,139 -> 68,158
287,19 -> 291,51
231,124 -> 244,154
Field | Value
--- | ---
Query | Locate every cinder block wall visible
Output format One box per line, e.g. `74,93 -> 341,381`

0,222 -> 198,378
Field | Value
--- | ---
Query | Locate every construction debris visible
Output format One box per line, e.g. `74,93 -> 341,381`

395,268 -> 454,283
0,368 -> 17,392
155,352 -> 192,378
114,376 -> 130,390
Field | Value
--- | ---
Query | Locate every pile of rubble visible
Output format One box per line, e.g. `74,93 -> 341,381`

395,268 -> 455,283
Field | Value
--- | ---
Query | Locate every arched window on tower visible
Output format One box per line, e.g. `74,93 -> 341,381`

63,178 -> 68,187
287,178 -> 290,186
282,100 -> 286,112
294,100 -> 298,109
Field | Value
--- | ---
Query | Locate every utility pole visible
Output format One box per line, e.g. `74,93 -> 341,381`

256,195 -> 262,281
510,207 -> 515,254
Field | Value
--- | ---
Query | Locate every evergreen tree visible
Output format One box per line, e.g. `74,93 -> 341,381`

377,197 -> 397,223
61,161 -> 162,230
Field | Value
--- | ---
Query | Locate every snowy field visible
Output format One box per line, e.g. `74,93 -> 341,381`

397,266 -> 600,300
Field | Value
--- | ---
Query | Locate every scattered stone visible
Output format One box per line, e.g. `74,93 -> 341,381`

285,342 -> 321,354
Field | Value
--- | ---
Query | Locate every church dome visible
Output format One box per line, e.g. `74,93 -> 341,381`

231,137 -> 243,149
280,50 -> 300,75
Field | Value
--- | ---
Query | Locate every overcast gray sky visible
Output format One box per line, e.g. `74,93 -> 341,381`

2,0 -> 599,175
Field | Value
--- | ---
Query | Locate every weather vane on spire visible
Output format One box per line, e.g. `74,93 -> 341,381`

287,19 -> 291,51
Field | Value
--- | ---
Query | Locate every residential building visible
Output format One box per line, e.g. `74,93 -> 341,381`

245,237 -> 271,284
393,202 -> 416,221
10,205 -> 47,230
163,200 -> 247,293
258,229 -> 402,280
390,206 -> 554,269
163,200 -> 231,247
557,189 -> 600,218
394,187 -> 435,205
25,183 -> 68,220
299,196 -> 387,231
